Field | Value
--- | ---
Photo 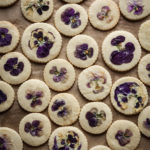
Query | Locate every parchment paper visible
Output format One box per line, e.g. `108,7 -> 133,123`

0,0 -> 150,149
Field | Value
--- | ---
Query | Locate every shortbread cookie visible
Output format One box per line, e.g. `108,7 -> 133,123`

138,54 -> 150,86
62,0 -> 83,3
138,20 -> 150,52
119,0 -> 150,20
21,23 -> 62,63
54,4 -> 88,37
48,93 -> 80,126
49,127 -> 88,150
90,145 -> 111,150
0,81 -> 15,112
0,52 -> 31,85
21,0 -> 54,22
106,120 -> 141,150
138,106 -> 150,137
44,59 -> 75,91
17,79 -> 51,112
79,102 -> 112,134
102,31 -> 141,72
0,127 -> 23,150
67,35 -> 99,68
0,0 -> 18,7
0,21 -> 20,53
88,0 -> 120,31
19,113 -> 51,146
110,77 -> 148,115
78,65 -> 112,101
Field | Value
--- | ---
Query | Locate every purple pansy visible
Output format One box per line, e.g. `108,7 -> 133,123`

146,63 -> 150,77
26,91 -> 43,107
74,43 -> 94,60
143,118 -> 150,130
0,90 -> 7,105
127,0 -> 144,15
4,57 -> 24,76
50,66 -> 67,83
61,8 -> 81,28
24,120 -> 42,137
97,6 -> 110,20
0,28 -> 12,47
110,35 -> 135,65
0,137 -> 7,150
115,129 -> 133,146
86,108 -> 106,127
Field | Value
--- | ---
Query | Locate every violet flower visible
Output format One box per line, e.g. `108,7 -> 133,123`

143,118 -> 150,130
0,90 -> 7,105
146,63 -> 150,77
0,137 -> 7,150
97,6 -> 110,20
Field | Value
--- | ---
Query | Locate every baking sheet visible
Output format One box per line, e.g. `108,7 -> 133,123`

0,0 -> 150,149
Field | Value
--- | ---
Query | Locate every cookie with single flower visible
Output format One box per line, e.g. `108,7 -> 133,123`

62,0 -> 83,3
78,65 -> 112,101
79,102 -> 113,134
0,52 -> 31,85
19,113 -> 51,146
102,31 -> 141,72
88,0 -> 120,31
21,23 -> 62,63
0,21 -> 20,53
21,0 -> 54,22
0,0 -> 18,7
67,35 -> 99,68
44,59 -> 75,91
54,4 -> 88,36
49,127 -> 88,150
110,77 -> 148,115
90,145 -> 111,150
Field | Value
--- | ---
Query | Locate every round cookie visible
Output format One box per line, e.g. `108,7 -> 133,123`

88,0 -> 120,31
19,113 -> 51,146
138,20 -> 150,52
78,65 -> 112,101
0,21 -> 20,53
102,31 -> 141,72
54,4 -> 88,37
90,145 -> 111,150
138,54 -> 150,86
0,0 -> 18,7
49,126 -> 88,150
0,81 -> 15,112
0,52 -> 31,85
44,59 -> 75,91
110,77 -> 148,115
119,0 -> 150,20
138,106 -> 150,137
48,93 -> 80,126
21,0 -> 54,22
62,0 -> 83,3
67,35 -> 99,68
21,23 -> 62,63
106,120 -> 141,150
79,102 -> 113,134
0,127 -> 23,150
17,79 -> 51,113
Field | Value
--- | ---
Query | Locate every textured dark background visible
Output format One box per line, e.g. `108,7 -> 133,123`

0,0 -> 150,149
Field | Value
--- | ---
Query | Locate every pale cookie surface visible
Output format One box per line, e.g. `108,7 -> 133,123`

0,0 -> 18,7
106,120 -> 141,150
138,54 -> 150,86
19,113 -> 51,146
62,0 -> 83,3
88,0 -> 120,31
78,65 -> 112,101
21,0 -> 54,22
138,20 -> 150,52
0,81 -> 15,112
102,31 -> 141,72
49,126 -> 88,150
79,102 -> 112,134
138,106 -> 150,137
67,35 -> 99,68
119,0 -> 150,20
21,23 -> 62,63
90,145 -> 111,150
48,93 -> 80,126
54,4 -> 88,36
0,21 -> 20,53
110,77 -> 148,115
17,79 -> 51,113
44,59 -> 75,91
0,127 -> 23,150
0,52 -> 31,85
